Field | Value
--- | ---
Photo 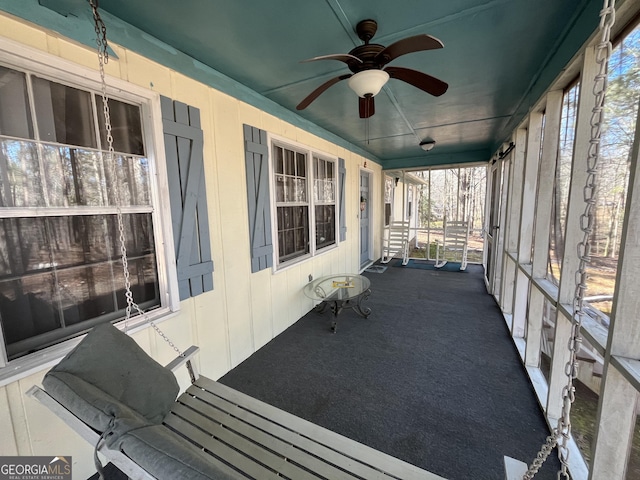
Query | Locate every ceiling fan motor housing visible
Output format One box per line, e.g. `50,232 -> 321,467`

347,44 -> 387,72
349,20 -> 387,72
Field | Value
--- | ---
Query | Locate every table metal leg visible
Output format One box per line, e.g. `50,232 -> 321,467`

353,289 -> 372,318
330,301 -> 340,333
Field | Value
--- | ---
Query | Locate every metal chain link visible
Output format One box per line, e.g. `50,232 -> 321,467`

523,1 -> 616,478
89,0 -> 183,357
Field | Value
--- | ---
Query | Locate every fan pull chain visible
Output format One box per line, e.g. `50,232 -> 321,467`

522,1 -> 616,478
89,0 -> 183,357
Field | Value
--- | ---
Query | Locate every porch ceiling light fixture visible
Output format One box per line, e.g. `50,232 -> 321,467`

419,140 -> 436,151
347,69 -> 390,98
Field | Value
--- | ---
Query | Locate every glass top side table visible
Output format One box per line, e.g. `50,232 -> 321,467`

303,274 -> 372,332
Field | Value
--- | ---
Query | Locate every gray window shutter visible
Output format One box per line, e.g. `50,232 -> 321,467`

161,96 -> 214,300
339,157 -> 347,241
244,124 -> 273,272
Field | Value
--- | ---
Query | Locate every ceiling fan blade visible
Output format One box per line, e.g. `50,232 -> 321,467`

359,95 -> 375,118
296,74 -> 352,110
385,66 -> 448,96
300,53 -> 363,64
376,35 -> 444,66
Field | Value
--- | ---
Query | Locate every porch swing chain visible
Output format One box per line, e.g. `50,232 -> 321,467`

89,0 -> 184,358
523,1 -> 616,479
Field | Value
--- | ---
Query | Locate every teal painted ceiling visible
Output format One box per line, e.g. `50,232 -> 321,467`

3,0 -> 601,168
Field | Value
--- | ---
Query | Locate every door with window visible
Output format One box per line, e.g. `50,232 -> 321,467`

360,171 -> 370,267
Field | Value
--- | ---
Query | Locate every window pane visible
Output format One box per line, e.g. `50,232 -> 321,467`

285,149 -> 295,175
0,214 -> 159,359
326,179 -> 335,203
42,145 -> 106,207
539,297 -> 556,382
0,138 -> 44,207
275,174 -> 285,202
585,24 -> 640,318
109,213 -> 156,259
284,176 -> 295,202
385,177 -> 394,227
103,154 -> 151,206
113,255 -> 159,311
56,264 -> 117,326
314,158 -> 335,203
384,176 -> 393,203
32,76 -> 96,149
548,82 -> 579,285
0,276 -> 61,347
274,146 -> 283,174
296,152 -> 306,177
315,204 -> 335,249
276,206 -> 308,263
294,178 -> 307,202
96,96 -> 145,156
570,334 -> 602,468
0,66 -> 33,139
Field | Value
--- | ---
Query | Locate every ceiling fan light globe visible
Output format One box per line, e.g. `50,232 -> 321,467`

347,70 -> 390,98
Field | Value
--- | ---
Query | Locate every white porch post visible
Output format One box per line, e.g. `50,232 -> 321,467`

525,90 -> 563,367
512,112 -> 543,338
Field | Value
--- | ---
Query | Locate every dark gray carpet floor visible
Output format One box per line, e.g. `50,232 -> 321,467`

219,263 -> 560,480
92,262 -> 560,479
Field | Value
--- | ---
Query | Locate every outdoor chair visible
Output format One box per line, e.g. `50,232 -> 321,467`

434,219 -> 470,271
381,221 -> 410,265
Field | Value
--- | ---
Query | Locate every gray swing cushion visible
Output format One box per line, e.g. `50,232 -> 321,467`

42,322 -> 179,433
110,425 -> 236,480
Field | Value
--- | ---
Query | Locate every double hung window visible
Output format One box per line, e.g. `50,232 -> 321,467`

272,143 -> 337,266
0,62 -> 163,361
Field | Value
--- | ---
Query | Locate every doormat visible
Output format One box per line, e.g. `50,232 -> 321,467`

364,265 -> 388,273
392,259 -> 467,272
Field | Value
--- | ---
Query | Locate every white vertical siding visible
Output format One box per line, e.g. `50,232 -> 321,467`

0,11 -> 382,476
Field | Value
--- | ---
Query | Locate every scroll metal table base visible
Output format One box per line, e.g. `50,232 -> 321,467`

314,289 -> 372,332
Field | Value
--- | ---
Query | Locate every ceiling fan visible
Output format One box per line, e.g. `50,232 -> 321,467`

296,19 -> 448,118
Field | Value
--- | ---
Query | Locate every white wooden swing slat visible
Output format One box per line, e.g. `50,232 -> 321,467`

178,375 -> 436,480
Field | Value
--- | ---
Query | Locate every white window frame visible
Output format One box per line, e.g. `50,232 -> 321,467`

384,175 -> 395,226
0,37 -> 179,383
406,185 -> 414,219
268,135 -> 339,270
